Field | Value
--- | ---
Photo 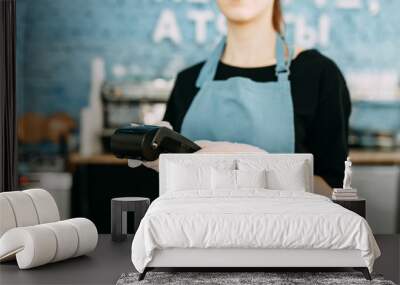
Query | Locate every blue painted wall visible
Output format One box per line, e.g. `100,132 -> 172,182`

17,0 -> 400,124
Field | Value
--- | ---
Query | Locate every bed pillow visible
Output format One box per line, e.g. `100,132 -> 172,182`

238,160 -> 308,191
236,169 -> 268,189
211,169 -> 268,190
266,162 -> 307,191
211,168 -> 236,190
167,163 -> 211,191
166,159 -> 237,192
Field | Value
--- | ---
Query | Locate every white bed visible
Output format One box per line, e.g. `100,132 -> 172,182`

131,154 -> 380,280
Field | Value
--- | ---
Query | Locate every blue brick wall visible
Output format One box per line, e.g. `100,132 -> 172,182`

17,0 -> 400,124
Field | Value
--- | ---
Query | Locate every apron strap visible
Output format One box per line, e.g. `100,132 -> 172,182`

196,34 -> 292,88
275,35 -> 292,80
195,37 -> 226,88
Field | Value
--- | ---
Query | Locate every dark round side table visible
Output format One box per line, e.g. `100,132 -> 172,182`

111,197 -> 150,242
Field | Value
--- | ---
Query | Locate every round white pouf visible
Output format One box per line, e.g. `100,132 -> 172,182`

0,191 -> 39,227
42,221 -> 79,262
0,218 -> 98,269
24,189 -> 60,223
65,218 -> 98,257
0,196 -> 17,237
0,226 -> 57,269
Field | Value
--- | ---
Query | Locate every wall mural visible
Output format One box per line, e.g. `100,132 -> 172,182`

16,0 -> 400,149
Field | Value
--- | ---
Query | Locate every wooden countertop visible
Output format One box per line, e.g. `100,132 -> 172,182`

68,149 -> 400,166
69,153 -> 127,165
348,149 -> 400,165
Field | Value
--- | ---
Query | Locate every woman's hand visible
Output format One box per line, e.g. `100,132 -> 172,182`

127,121 -> 173,171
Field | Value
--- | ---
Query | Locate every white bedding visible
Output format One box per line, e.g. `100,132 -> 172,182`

131,190 -> 380,273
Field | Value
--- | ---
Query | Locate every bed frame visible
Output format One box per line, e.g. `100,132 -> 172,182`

138,154 -> 372,281
139,248 -> 371,280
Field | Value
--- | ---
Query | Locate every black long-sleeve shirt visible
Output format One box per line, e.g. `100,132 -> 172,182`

163,49 -> 351,187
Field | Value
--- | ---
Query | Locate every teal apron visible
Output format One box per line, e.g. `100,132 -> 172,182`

181,34 -> 295,153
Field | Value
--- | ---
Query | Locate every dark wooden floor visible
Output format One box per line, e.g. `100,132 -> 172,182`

0,234 -> 398,285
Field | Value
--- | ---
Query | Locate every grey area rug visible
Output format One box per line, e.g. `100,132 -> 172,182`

116,272 -> 396,285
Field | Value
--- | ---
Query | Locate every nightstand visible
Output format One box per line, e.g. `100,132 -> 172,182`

111,197 -> 150,242
332,198 -> 366,218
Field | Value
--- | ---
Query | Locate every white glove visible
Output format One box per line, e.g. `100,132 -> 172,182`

195,140 -> 267,154
140,140 -> 267,173
127,121 -> 173,170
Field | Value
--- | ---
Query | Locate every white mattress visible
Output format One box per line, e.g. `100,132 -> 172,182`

131,190 -> 380,273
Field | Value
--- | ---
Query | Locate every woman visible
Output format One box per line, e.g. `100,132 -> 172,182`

163,0 -> 351,196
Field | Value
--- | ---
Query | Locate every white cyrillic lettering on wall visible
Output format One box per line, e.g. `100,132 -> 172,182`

153,9 -> 182,45
335,0 -> 363,9
285,13 -> 331,48
152,8 -> 335,48
368,0 -> 380,16
187,9 -> 214,44
295,16 -> 318,48
314,0 -> 327,8
187,0 -> 210,3
319,14 -> 330,46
